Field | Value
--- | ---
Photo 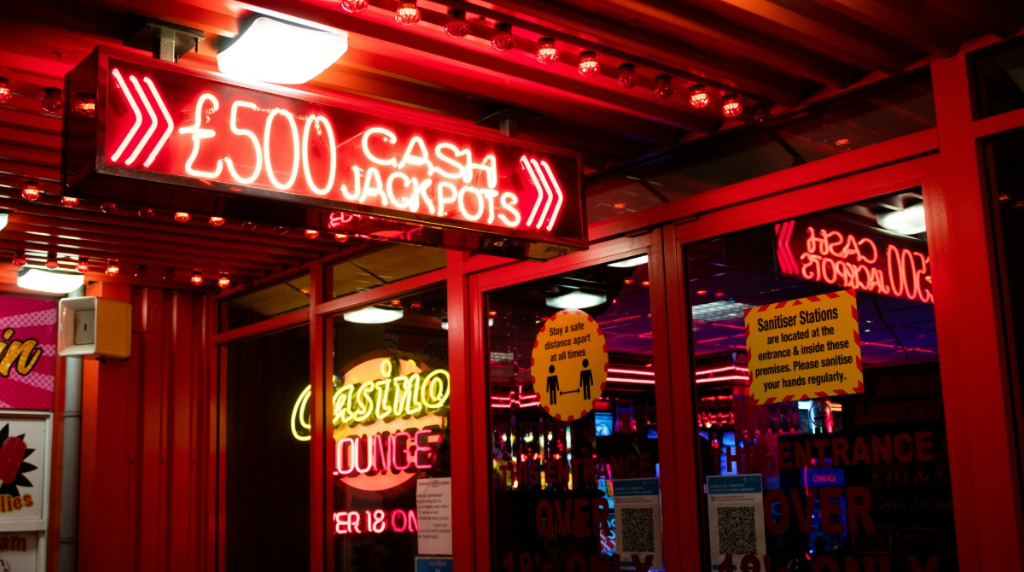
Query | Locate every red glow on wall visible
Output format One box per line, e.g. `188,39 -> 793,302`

94,58 -> 583,246
776,218 -> 933,304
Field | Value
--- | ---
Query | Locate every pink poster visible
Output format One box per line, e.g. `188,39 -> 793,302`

0,296 -> 57,410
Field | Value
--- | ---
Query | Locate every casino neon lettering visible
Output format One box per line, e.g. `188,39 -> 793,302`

290,360 -> 450,441
784,225 -> 932,304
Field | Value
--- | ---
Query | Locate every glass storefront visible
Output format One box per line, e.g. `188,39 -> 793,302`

485,256 -> 663,571
684,193 -> 957,571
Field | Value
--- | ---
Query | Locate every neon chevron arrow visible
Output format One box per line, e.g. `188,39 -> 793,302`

109,69 -> 174,167
520,155 -> 565,231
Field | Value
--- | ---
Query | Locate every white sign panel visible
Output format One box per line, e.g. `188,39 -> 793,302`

416,477 -> 452,556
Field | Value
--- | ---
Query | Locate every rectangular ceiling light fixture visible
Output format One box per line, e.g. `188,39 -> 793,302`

217,16 -> 348,85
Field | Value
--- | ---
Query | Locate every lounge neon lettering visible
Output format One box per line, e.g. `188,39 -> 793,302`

335,427 -> 439,477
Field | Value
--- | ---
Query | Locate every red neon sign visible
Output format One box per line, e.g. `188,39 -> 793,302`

776,218 -> 932,304
65,49 -> 584,250
334,509 -> 418,535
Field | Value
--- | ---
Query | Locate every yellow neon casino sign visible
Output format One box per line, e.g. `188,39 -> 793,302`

290,358 -> 450,441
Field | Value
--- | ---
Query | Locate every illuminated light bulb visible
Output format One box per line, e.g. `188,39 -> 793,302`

273,226 -> 288,234
395,1 -> 421,25
623,278 -> 634,285
641,280 -> 650,287
0,77 -> 10,104
12,250 -> 26,267
696,289 -> 707,296
61,196 -> 79,207
613,202 -> 627,210
304,229 -> 320,239
191,270 -> 203,286
106,260 -> 120,276
491,23 -> 515,52
241,221 -> 257,231
546,291 -> 607,309
46,252 -> 59,269
21,181 -> 41,201
340,0 -> 368,13
536,38 -> 558,64
876,203 -> 926,236
998,193 -> 1010,202
174,212 -> 191,223
334,233 -> 350,243
76,256 -> 89,273
721,94 -> 742,118
834,137 -> 852,151
654,74 -> 674,99
344,306 -> 403,324
445,10 -> 470,39
138,208 -> 154,218
617,64 -> 638,89
209,216 -> 225,226
689,84 -> 709,109
17,268 -> 84,294
410,300 -> 423,310
715,291 -> 725,297
218,273 -> 231,288
577,51 -> 599,77
100,203 -> 118,214
71,93 -> 96,117
41,88 -> 63,114
390,299 -> 402,308
487,310 -> 498,317
752,104 -> 773,126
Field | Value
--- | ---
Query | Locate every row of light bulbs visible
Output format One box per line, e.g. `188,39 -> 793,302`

335,0 -> 772,123
12,180 -> 356,289
0,78 -> 65,114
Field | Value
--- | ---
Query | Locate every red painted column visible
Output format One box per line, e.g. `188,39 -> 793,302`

928,52 -> 1024,569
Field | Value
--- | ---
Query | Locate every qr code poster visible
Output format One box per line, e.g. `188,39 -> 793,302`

613,478 -> 663,571
707,475 -> 766,571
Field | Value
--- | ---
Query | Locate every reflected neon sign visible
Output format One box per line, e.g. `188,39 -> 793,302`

776,219 -> 932,304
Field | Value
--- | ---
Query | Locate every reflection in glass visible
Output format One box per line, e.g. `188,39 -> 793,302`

223,274 -> 310,330
331,244 -> 446,299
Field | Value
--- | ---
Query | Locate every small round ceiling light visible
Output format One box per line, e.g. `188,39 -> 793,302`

21,181 -> 41,201
76,256 -> 89,274
100,203 -> 118,214
654,74 -> 674,99
617,64 -> 638,89
12,250 -> 26,267
191,270 -> 203,286
174,212 -> 191,223
445,10 -> 470,38
218,273 -> 231,288
335,233 -> 350,243
577,51 -> 599,77
138,208 -> 155,218
491,23 -> 515,52
722,94 -> 743,118
751,104 -> 773,126
688,84 -> 709,109
209,216 -> 225,226
536,38 -> 558,64
106,259 -> 120,276
395,1 -> 421,26
71,93 -> 96,117
0,78 -> 11,104
340,0 -> 368,13
45,252 -> 59,269
41,88 -> 63,114
304,229 -> 320,239
61,196 -> 79,207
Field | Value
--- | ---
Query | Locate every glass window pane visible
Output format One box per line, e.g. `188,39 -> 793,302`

587,71 -> 935,223
328,287 -> 450,571
486,257 -> 663,571
225,326 -> 311,571
222,274 -> 310,331
685,192 -> 958,571
973,38 -> 1024,119
330,244 -> 446,299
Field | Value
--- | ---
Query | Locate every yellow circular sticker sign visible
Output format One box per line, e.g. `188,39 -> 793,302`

530,309 -> 609,421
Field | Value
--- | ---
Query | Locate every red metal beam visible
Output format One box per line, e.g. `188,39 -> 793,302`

812,0 -> 961,57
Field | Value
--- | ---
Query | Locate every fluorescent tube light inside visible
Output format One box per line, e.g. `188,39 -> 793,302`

876,203 -> 926,236
608,254 -> 648,268
217,17 -> 349,85
546,291 -> 607,310
343,306 -> 403,324
17,268 -> 84,294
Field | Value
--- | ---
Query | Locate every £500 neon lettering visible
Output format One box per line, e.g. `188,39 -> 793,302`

290,359 -> 450,441
159,92 -> 540,229
798,227 -> 933,304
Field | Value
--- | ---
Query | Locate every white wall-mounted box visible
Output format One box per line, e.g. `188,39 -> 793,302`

57,297 -> 132,359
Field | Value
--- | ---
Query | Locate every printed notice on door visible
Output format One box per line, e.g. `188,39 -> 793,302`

744,289 -> 862,404
417,477 -> 452,556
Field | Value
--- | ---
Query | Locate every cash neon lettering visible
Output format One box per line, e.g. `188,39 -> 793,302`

290,361 -> 450,441
156,89 -> 546,228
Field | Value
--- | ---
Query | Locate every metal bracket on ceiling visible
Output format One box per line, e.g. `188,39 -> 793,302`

477,109 -> 542,139
125,17 -> 205,63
